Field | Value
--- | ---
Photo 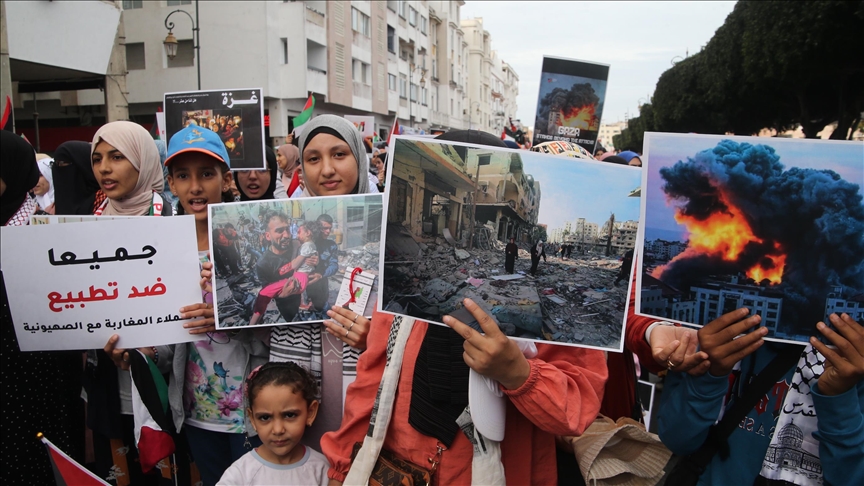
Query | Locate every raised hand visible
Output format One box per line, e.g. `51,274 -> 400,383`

180,303 -> 216,334
698,308 -> 767,376
324,305 -> 370,351
811,313 -> 864,396
443,298 -> 531,390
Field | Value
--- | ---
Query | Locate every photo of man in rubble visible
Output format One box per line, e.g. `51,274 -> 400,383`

381,137 -> 642,351
209,196 -> 382,329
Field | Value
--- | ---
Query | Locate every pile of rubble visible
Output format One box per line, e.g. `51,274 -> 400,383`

383,227 -> 627,348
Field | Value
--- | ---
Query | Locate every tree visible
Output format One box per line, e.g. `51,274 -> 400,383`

651,1 -> 864,139
532,225 -> 548,243
612,103 -> 655,154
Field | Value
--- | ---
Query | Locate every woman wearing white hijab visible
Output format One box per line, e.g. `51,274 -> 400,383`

33,154 -> 55,213
297,115 -> 376,196
90,121 -> 166,216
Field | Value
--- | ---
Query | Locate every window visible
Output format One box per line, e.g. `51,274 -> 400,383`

167,0 -> 191,5
431,59 -> 437,79
410,83 -> 417,102
408,7 -> 417,26
167,39 -> 194,67
122,0 -> 142,9
352,59 -> 370,84
351,8 -> 370,37
421,87 -> 427,106
399,76 -> 407,99
387,25 -> 396,53
398,0 -> 406,18
387,0 -> 397,12
281,38 -> 288,64
125,42 -> 145,70
388,74 -> 397,91
420,16 -> 427,34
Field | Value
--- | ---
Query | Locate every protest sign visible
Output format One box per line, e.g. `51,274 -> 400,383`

531,56 -> 609,154
380,136 -> 642,352
344,115 -> 376,138
209,194 -> 383,329
636,132 -> 864,344
0,217 -> 204,351
164,88 -> 265,170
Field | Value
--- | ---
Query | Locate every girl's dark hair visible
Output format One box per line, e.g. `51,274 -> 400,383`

301,220 -> 323,241
246,362 -> 319,408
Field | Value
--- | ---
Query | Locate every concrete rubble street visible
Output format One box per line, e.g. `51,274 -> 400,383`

215,242 -> 381,326
384,228 -> 627,348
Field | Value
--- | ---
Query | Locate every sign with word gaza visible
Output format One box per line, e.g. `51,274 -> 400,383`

1,217 -> 204,351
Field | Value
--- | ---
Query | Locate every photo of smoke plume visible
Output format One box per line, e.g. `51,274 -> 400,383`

380,137 -> 642,352
637,133 -> 864,343
532,56 -> 609,153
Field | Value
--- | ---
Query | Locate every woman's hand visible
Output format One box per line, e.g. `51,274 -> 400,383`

200,260 -> 213,294
649,324 -> 710,375
444,298 -> 531,390
811,313 -> 864,396
180,303 -> 216,334
324,305 -> 370,351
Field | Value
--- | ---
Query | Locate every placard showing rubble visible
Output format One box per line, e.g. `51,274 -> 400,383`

164,88 -> 266,170
209,195 -> 383,329
380,136 -> 643,352
531,56 -> 609,154
636,133 -> 864,344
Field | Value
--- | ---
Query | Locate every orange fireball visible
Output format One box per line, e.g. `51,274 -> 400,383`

654,189 -> 787,285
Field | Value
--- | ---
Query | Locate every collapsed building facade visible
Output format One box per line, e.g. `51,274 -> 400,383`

469,147 -> 540,243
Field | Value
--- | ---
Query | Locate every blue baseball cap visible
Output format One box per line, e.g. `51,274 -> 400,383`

165,124 -> 231,168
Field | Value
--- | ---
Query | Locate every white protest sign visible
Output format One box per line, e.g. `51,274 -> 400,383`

345,115 -> 376,138
0,217 -> 204,351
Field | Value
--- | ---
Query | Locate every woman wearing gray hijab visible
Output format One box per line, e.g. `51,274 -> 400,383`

297,115 -> 376,196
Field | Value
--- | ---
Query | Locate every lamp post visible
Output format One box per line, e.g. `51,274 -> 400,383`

163,0 -> 201,90
408,62 -> 427,130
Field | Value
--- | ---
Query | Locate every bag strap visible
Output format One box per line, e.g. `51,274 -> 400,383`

670,345 -> 803,481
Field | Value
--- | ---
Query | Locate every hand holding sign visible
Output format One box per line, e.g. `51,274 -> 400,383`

443,298 -> 532,390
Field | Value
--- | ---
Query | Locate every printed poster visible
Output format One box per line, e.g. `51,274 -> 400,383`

532,56 -> 609,154
379,136 -> 643,352
164,88 -> 266,170
209,195 -> 383,329
636,132 -> 864,344
0,217 -> 204,351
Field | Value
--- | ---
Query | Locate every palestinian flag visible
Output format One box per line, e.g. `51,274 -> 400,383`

386,118 -> 400,145
1,95 -> 13,131
40,433 -> 110,485
293,94 -> 315,127
129,350 -> 175,472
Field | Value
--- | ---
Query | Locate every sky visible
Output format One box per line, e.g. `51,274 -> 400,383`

642,134 -> 864,241
460,1 -> 737,125
523,153 -> 642,232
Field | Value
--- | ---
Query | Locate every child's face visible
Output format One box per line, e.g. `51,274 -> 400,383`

167,154 -> 231,223
297,225 -> 311,242
249,385 -> 319,465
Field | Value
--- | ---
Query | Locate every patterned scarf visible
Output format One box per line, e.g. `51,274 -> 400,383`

6,194 -> 37,227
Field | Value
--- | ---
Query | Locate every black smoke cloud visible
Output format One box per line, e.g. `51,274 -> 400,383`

537,84 -> 600,130
658,139 -> 864,336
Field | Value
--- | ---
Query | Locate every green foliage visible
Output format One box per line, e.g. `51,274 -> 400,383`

613,103 -> 655,154
533,225 -> 548,243
651,0 -> 864,138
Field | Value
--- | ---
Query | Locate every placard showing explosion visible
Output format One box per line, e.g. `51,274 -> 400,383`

532,56 -> 609,154
636,133 -> 864,344
209,195 -> 383,329
164,88 -> 265,170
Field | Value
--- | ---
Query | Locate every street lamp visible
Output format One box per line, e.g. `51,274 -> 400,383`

408,62 -> 427,129
163,0 -> 201,90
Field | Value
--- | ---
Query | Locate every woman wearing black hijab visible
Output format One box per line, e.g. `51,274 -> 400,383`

235,146 -> 278,201
52,141 -> 104,215
1,131 -> 85,482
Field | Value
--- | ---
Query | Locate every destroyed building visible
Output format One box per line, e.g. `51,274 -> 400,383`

467,146 -> 541,243
387,139 -> 475,242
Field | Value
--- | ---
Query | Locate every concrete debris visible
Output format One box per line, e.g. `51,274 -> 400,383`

384,232 -> 628,348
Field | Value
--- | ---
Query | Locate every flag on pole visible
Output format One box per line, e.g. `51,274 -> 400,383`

129,350 -> 175,473
293,94 -> 316,127
386,118 -> 400,145
40,433 -> 110,486
1,95 -> 13,131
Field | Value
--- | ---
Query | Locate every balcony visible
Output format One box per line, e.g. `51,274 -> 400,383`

305,5 -> 325,27
307,68 -> 328,97
353,81 -> 372,99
